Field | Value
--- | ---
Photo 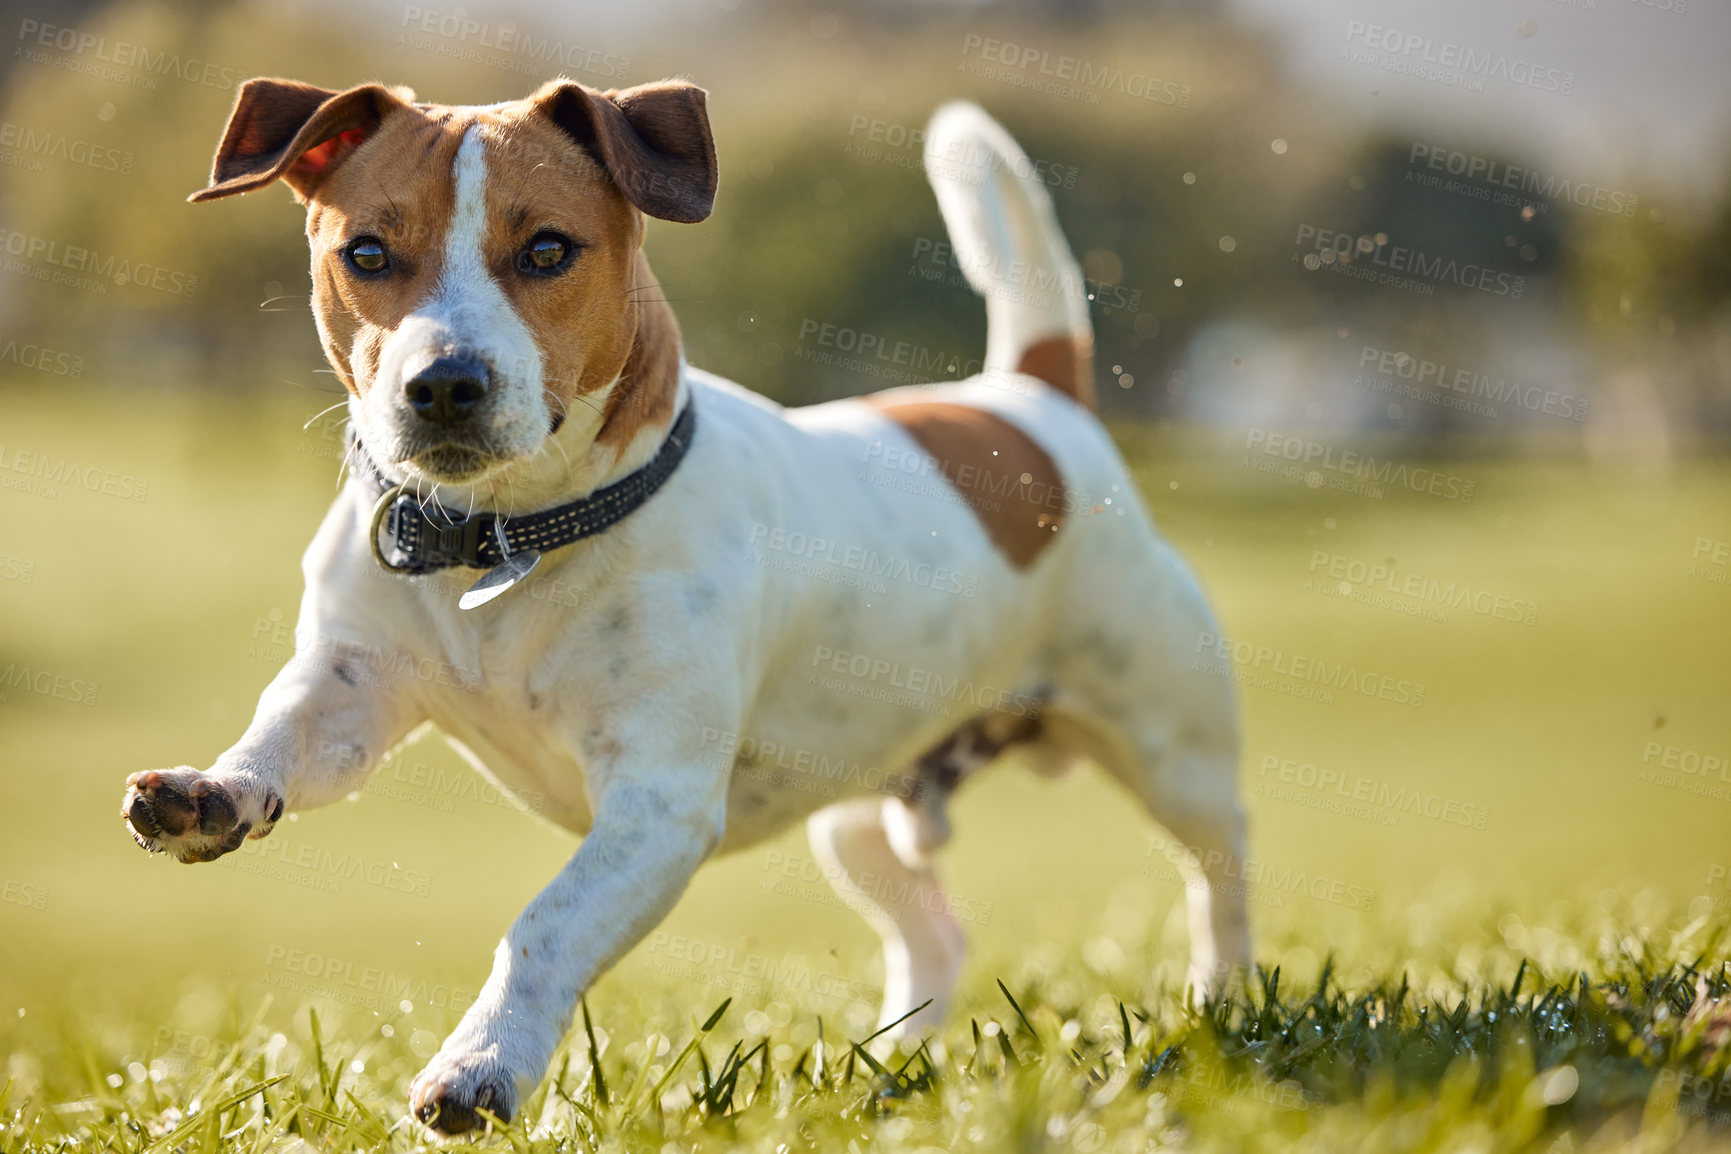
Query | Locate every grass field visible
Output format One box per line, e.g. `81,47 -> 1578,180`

1,382 -> 1729,1151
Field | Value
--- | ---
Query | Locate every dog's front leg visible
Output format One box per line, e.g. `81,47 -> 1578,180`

121,645 -> 420,862
410,767 -> 726,1135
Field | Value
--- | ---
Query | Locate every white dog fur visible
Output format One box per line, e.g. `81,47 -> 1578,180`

122,84 -> 1249,1134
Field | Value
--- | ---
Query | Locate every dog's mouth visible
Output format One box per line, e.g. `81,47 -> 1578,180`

400,442 -> 509,484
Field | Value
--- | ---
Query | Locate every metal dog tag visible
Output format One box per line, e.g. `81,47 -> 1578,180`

459,550 -> 541,609
459,521 -> 542,611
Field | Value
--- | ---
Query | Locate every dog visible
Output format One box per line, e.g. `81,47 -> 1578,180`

120,75 -> 1250,1134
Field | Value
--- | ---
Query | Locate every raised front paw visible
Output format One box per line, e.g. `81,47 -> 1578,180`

121,768 -> 282,863
410,1045 -> 518,1136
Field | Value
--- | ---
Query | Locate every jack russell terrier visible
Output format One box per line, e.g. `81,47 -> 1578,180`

120,75 -> 1249,1134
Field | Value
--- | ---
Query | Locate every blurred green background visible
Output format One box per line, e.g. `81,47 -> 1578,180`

0,0 -> 1728,1073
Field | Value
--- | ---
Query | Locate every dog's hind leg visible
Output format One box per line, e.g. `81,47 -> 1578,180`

1039,530 -> 1253,998
1039,698 -> 1251,999
807,797 -> 967,1039
1129,736 -> 1252,999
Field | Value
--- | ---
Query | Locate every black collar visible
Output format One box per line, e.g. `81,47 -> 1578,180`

359,400 -> 696,575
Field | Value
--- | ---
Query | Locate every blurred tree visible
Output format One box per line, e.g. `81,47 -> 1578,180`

0,0 -> 1717,441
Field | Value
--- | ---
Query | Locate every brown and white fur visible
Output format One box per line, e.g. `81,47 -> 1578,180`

119,78 -> 1250,1135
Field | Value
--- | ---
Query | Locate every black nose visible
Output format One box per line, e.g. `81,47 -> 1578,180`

404,355 -> 490,426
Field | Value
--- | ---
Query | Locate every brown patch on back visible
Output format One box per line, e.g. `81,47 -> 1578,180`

1015,335 -> 1095,410
866,397 -> 1069,568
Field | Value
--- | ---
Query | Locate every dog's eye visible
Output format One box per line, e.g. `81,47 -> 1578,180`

517,232 -> 574,276
345,238 -> 389,275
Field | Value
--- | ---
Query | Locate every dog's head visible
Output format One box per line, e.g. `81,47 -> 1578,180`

191,77 -> 716,488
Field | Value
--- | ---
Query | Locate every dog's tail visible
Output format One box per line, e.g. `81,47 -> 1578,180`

924,102 -> 1095,409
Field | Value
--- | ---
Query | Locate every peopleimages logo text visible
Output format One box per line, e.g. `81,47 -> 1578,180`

1194,632 -> 1425,708
398,7 -> 631,79
1295,224 -> 1523,299
959,34 -> 1191,106
1343,21 -> 1574,95
0,444 -> 147,501
0,121 -> 133,175
1357,345 -> 1587,422
0,227 -> 198,297
1408,144 -> 1636,218
16,19 -> 239,90
1244,430 -> 1476,503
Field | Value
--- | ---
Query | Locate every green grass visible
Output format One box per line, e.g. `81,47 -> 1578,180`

4,928 -> 1730,1152
2,381 -> 1731,1150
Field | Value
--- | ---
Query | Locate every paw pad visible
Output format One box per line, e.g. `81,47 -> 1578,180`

121,769 -> 252,862
412,1074 -> 513,1135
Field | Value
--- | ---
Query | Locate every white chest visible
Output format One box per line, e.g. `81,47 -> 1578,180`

422,664 -> 598,834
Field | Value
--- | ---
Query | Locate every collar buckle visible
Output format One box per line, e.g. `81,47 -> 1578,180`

427,510 -> 486,567
369,484 -> 487,573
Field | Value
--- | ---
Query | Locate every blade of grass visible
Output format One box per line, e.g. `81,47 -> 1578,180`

854,999 -> 934,1049
581,998 -> 609,1108
633,998 -> 731,1114
141,1074 -> 289,1154
997,980 -> 1042,1050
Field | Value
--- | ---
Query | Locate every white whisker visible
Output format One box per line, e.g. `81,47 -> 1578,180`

303,400 -> 350,430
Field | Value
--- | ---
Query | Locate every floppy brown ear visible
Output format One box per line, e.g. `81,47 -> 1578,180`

189,78 -> 413,204
531,79 -> 718,223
